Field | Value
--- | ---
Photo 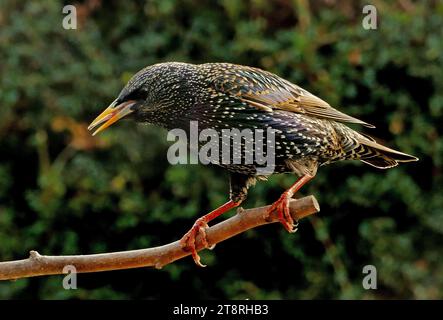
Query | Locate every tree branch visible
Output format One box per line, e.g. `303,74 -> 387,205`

0,196 -> 319,280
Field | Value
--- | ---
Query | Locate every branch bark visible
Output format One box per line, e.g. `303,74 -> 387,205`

0,196 -> 319,280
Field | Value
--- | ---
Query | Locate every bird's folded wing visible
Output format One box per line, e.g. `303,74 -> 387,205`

212,65 -> 374,128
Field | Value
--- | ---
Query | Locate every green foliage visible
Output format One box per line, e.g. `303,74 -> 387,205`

0,0 -> 441,299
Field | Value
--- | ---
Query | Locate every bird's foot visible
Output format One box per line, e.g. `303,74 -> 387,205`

179,217 -> 210,267
267,191 -> 298,233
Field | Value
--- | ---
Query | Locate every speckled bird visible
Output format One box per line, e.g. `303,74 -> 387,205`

88,62 -> 418,266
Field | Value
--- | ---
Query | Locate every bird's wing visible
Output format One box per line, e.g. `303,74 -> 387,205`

210,64 -> 374,128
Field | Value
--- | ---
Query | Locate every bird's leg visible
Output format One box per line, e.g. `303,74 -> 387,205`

180,200 -> 242,267
267,174 -> 313,233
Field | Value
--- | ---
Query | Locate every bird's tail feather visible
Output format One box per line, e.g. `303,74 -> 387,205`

357,138 -> 419,169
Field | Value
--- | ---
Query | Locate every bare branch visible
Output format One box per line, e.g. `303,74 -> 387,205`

0,196 -> 319,280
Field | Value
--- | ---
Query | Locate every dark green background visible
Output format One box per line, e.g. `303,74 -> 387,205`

0,0 -> 442,299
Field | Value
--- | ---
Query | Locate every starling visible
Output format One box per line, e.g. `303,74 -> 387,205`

88,62 -> 418,266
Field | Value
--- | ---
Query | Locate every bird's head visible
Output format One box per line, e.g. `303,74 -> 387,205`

88,62 -> 194,136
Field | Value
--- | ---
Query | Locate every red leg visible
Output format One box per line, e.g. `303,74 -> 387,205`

267,174 -> 313,233
180,200 -> 241,267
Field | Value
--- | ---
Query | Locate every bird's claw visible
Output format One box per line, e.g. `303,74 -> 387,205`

267,191 -> 298,233
179,218 -> 210,267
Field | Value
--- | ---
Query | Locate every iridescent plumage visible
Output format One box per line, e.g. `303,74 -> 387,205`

89,62 -> 418,266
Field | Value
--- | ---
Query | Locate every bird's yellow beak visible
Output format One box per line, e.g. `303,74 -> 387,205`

88,99 -> 136,136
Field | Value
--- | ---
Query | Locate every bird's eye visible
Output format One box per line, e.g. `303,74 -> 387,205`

124,89 -> 148,102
